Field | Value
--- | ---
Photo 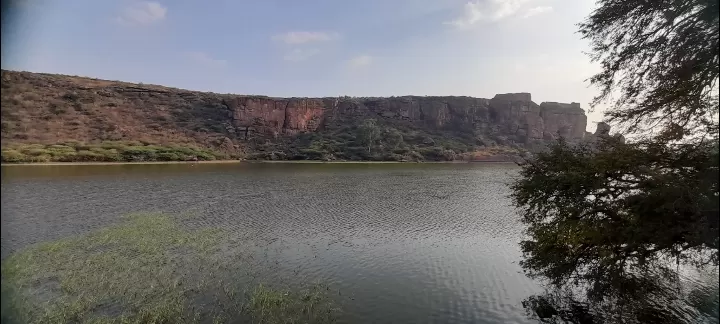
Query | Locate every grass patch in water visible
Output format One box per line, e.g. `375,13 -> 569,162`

247,284 -> 338,324
1,213 -> 339,323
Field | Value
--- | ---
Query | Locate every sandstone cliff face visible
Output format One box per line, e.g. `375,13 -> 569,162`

224,97 -> 326,138
223,93 -> 588,144
539,102 -> 587,140
1,70 -> 596,159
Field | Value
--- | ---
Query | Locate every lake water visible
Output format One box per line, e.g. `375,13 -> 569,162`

1,163 -> 716,323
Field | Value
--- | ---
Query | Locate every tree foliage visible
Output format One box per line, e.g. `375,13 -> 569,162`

580,0 -> 719,140
515,0 -> 720,322
357,119 -> 379,153
383,127 -> 404,149
513,137 -> 718,300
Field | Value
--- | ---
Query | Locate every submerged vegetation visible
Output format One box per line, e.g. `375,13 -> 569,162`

1,141 -> 229,163
0,213 -> 339,323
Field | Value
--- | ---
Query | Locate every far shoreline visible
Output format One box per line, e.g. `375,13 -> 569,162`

1,160 -> 519,166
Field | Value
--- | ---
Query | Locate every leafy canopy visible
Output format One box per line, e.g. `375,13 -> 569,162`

513,137 -> 718,300
580,0 -> 719,140
514,0 -> 719,322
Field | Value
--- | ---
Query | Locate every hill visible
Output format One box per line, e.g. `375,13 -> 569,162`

1,70 -> 600,162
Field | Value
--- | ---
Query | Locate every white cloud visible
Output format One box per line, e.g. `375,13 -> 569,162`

522,6 -> 553,18
445,0 -> 551,28
185,51 -> 227,68
348,55 -> 372,68
116,1 -> 167,26
271,31 -> 340,45
283,48 -> 321,62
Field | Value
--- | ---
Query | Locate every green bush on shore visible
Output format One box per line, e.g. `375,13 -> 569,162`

1,142 -> 227,163
1,150 -> 25,162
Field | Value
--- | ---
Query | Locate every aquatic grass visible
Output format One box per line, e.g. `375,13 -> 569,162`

248,284 -> 340,324
1,213 -> 219,323
1,213 -> 339,324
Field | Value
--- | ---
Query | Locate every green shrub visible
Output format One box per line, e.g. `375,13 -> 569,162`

381,153 -> 406,161
45,145 -> 77,159
156,152 -> 181,161
409,150 -> 424,161
166,146 -> 196,156
54,151 -> 78,162
299,148 -> 326,160
90,147 -> 122,161
23,148 -> 51,156
2,142 -> 227,163
393,147 -> 410,155
27,154 -> 51,163
100,141 -> 130,150
1,150 -> 26,162
89,147 -> 113,154
194,151 -> 215,161
76,150 -> 104,162
121,147 -> 158,161
419,147 -> 456,161
268,151 -> 287,160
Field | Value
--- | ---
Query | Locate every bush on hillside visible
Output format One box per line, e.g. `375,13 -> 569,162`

1,142 -> 226,163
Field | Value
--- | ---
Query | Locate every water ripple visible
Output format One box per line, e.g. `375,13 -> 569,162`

3,163 -> 540,323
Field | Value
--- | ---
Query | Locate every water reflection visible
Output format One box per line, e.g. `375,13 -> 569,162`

2,163 -> 536,323
522,268 -> 719,324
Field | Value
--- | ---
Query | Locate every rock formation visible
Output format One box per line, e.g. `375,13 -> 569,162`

221,92 -> 590,144
0,70 -> 606,160
586,121 -> 624,144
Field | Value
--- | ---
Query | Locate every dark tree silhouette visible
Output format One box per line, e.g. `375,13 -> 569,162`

514,0 -> 719,323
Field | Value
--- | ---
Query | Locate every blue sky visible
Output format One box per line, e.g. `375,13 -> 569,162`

1,0 -> 605,128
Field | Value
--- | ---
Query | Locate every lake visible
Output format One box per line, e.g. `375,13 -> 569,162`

1,163 -> 716,323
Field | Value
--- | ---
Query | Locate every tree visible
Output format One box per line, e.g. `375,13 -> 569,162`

357,119 -> 379,153
513,138 -> 718,298
383,127 -> 404,149
514,0 -> 719,322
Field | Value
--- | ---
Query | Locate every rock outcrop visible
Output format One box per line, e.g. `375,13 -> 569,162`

224,97 -> 326,138
222,93 -> 589,144
586,121 -> 624,144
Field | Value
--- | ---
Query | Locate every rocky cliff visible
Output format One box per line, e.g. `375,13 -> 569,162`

1,70 -> 601,161
223,93 -> 588,142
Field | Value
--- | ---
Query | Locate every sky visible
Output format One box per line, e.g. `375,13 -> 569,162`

1,0 -> 606,130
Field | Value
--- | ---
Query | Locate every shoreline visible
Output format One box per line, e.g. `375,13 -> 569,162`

1,160 -> 518,166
